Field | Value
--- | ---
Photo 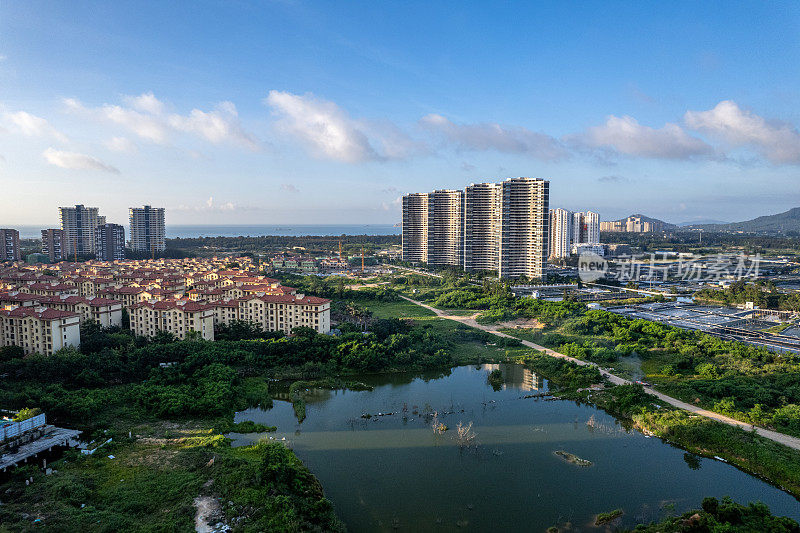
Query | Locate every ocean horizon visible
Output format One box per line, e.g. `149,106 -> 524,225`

14,224 -> 400,240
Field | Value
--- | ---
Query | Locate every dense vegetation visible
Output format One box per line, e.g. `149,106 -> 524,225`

0,316 -> 472,430
166,233 -> 399,256
601,230 -> 800,255
0,312 -> 484,531
696,279 -> 800,311
630,497 -> 800,532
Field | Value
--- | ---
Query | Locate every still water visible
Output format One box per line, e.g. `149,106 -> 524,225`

232,364 -> 800,532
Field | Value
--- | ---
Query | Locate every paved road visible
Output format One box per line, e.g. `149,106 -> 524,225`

400,295 -> 800,452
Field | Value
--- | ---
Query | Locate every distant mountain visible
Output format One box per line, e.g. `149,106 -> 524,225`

677,219 -> 730,227
687,207 -> 800,233
604,214 -> 677,231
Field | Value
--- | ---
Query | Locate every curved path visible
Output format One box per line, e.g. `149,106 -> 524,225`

400,295 -> 800,452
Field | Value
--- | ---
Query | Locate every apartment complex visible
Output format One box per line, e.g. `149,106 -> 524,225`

95,223 -> 126,261
0,229 -> 21,262
402,177 -> 549,279
549,209 -> 601,259
59,205 -> 106,256
0,256 -> 332,352
600,215 -> 666,233
0,306 -> 80,355
41,229 -> 67,262
129,300 -> 216,340
129,205 -> 166,253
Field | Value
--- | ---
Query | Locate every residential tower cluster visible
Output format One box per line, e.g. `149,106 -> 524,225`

402,177 -> 550,279
0,205 -> 166,264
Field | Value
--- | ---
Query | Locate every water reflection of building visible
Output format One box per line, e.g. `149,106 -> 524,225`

485,364 -> 540,391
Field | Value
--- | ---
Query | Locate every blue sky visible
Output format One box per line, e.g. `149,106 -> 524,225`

1,1 -> 799,227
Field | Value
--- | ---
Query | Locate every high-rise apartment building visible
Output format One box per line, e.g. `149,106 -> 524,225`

498,177 -> 549,280
571,211 -> 601,245
426,190 -> 463,267
403,177 -> 549,279
59,205 -> 105,257
583,211 -> 600,244
549,209 -> 573,259
464,183 -> 501,272
0,229 -> 21,262
129,205 -> 166,253
549,210 -> 601,259
41,229 -> 67,262
401,193 -> 429,263
94,223 -> 126,261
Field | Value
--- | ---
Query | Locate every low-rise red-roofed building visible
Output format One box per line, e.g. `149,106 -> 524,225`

0,306 -> 80,355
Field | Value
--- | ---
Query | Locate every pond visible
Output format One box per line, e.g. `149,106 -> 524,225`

232,364 -> 800,532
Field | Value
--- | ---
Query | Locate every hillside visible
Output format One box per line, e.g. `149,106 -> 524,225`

604,214 -> 677,230
689,207 -> 800,233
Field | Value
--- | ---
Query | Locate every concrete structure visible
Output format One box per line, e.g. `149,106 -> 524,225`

463,183 -> 501,272
401,193 -> 429,263
94,223 -> 126,261
426,189 -> 463,267
1,413 -> 81,473
129,205 -> 166,253
571,242 -> 605,257
0,229 -> 21,262
59,205 -> 106,257
0,306 -> 80,355
498,177 -> 549,280
549,208 -> 573,259
41,229 -> 66,262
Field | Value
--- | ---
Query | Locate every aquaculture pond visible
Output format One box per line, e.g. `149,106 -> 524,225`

232,364 -> 800,532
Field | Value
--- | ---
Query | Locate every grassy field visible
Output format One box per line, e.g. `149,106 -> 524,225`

362,298 -> 436,319
358,297 -> 530,364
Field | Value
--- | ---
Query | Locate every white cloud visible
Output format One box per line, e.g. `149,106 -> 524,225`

3,111 -> 68,142
168,101 -> 258,150
104,136 -> 137,153
65,97 -> 170,144
175,197 -> 239,212
581,115 -> 712,159
281,183 -> 299,193
42,148 -> 119,173
265,90 -> 414,162
419,114 -> 566,160
684,100 -> 800,164
65,93 -> 259,150
124,91 -> 165,115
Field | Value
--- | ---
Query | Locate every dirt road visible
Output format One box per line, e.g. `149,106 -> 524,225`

400,295 -> 800,452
